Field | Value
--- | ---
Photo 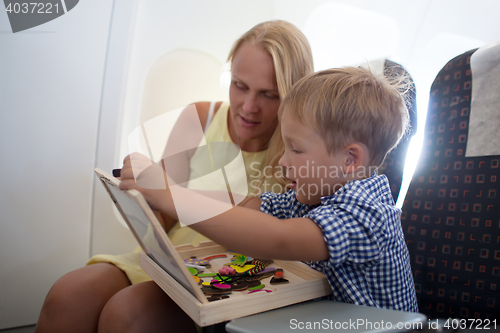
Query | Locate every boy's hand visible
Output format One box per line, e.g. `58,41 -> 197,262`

119,153 -> 174,214
119,152 -> 166,189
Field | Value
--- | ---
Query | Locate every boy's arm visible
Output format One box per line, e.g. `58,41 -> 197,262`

154,183 -> 329,262
190,202 -> 329,261
119,153 -> 261,212
119,154 -> 329,261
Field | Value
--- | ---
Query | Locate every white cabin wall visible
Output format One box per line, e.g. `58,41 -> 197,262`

0,0 -> 114,329
90,0 -> 139,256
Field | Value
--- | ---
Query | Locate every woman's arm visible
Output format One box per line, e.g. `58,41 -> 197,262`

153,101 -> 222,232
155,211 -> 178,232
161,102 -> 221,186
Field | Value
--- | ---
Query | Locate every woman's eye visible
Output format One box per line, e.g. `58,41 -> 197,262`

264,92 -> 279,99
234,82 -> 246,90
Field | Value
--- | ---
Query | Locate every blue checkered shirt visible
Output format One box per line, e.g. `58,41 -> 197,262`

260,174 -> 418,312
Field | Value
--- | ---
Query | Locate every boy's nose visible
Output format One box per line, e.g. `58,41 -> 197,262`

278,154 -> 288,168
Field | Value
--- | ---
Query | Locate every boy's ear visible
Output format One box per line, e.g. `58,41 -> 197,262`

343,143 -> 366,174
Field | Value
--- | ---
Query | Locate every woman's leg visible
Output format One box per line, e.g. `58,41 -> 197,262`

35,263 -> 131,333
97,281 -> 198,333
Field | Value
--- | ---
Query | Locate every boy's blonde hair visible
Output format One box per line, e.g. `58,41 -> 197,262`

280,67 -> 410,168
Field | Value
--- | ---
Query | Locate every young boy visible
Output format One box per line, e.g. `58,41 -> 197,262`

120,67 -> 418,312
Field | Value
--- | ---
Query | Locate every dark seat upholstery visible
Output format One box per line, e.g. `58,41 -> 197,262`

378,60 -> 418,202
401,47 -> 499,319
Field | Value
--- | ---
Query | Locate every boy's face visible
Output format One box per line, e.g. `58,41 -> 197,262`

279,109 -> 349,205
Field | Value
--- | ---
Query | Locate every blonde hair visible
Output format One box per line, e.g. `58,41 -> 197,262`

280,67 -> 410,168
228,20 -> 313,100
228,20 -> 314,192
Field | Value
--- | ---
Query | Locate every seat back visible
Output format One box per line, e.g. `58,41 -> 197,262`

401,44 -> 500,319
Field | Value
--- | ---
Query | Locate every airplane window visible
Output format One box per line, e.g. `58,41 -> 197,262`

303,2 -> 400,71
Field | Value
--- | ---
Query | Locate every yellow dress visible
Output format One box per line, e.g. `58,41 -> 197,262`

87,102 -> 278,284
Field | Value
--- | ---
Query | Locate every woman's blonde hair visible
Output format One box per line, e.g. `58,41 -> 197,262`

228,20 -> 313,100
280,66 -> 410,168
228,20 -> 314,192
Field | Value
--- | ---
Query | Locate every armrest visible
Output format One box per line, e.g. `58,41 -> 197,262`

226,300 -> 426,333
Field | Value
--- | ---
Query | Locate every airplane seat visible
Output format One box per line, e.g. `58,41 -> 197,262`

140,48 -> 228,123
135,48 -> 228,159
378,59 -> 418,202
401,42 -> 500,320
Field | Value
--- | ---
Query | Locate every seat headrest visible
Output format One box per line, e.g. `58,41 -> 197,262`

467,40 -> 500,157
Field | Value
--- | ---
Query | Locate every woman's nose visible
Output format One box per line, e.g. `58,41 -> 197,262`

242,94 -> 259,113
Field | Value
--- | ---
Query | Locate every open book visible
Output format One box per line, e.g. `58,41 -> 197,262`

94,168 -> 208,303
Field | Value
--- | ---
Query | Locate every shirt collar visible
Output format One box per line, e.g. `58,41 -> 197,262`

319,172 -> 381,205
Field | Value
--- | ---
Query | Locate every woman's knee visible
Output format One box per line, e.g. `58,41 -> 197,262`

45,263 -> 130,307
36,263 -> 130,332
99,281 -> 197,333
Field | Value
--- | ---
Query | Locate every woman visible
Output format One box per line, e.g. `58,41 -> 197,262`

35,20 -> 313,333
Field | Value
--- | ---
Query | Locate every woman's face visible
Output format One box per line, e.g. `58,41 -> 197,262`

228,42 -> 281,152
